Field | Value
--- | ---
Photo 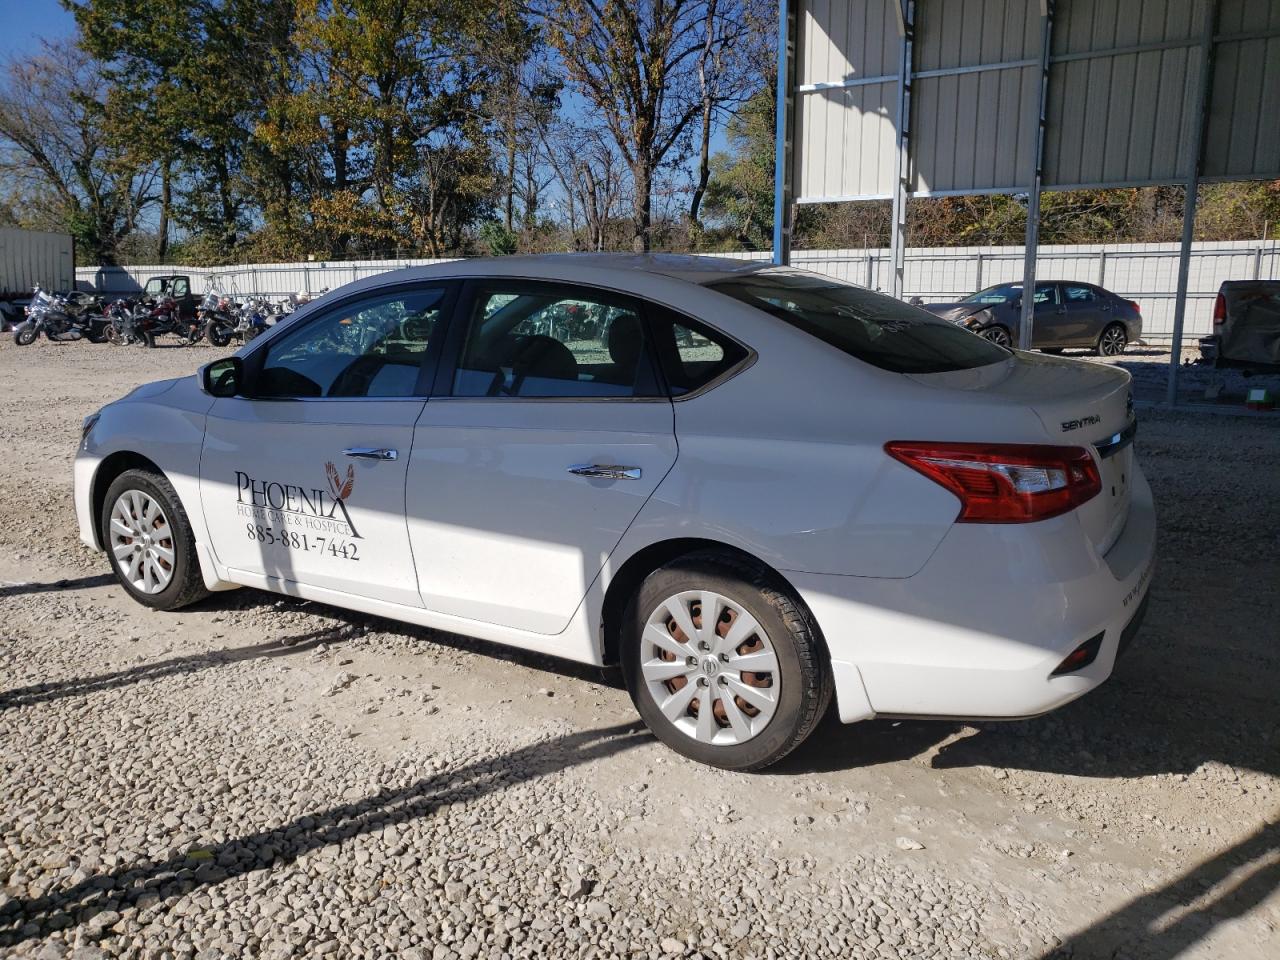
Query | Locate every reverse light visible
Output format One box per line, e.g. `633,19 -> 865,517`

885,441 -> 1102,523
1212,293 -> 1226,326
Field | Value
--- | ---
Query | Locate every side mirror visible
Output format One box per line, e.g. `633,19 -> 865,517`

202,357 -> 243,397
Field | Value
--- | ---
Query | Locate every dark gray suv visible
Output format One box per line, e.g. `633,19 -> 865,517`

924,281 -> 1143,355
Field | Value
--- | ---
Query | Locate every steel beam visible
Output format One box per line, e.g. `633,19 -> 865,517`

773,0 -> 797,266
1167,0 -> 1219,406
887,1 -> 914,299
1018,1 -> 1054,351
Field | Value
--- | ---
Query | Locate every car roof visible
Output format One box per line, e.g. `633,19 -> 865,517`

339,252 -> 773,289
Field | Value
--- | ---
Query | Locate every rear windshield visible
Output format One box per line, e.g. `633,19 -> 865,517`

708,273 -> 1009,374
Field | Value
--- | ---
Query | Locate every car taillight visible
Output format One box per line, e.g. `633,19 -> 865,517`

1127,300 -> 1141,314
1212,293 -> 1226,325
884,442 -> 1102,523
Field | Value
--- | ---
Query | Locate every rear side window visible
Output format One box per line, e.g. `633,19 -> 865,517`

1063,284 -> 1097,302
451,284 -> 662,398
650,314 -> 748,396
708,273 -> 1009,374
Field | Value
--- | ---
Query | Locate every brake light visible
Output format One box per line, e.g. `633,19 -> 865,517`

1212,293 -> 1226,325
1127,300 -> 1141,314
885,442 -> 1102,523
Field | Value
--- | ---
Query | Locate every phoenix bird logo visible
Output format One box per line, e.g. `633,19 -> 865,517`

325,461 -> 355,502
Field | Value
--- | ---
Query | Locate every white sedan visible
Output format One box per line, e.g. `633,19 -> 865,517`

74,255 -> 1155,770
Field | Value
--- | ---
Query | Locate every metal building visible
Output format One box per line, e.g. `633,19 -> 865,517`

774,0 -> 1280,402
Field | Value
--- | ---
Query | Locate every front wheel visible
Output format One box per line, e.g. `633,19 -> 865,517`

621,551 -> 832,771
13,323 -> 37,346
100,469 -> 208,610
981,325 -> 1013,349
1096,323 -> 1128,357
206,320 -> 233,347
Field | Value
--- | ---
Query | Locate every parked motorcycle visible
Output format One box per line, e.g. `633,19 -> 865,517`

117,295 -> 183,348
199,291 -> 249,347
210,296 -> 274,346
12,287 -> 110,345
103,298 -> 141,345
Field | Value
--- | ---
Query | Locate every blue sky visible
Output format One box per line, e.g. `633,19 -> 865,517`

0,0 -> 75,61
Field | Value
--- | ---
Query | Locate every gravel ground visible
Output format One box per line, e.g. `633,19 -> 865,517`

1,337 -> 1277,960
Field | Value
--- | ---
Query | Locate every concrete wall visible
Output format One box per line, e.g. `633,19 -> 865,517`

78,239 -> 1280,343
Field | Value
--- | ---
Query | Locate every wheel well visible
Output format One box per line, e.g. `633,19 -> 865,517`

599,538 -> 808,666
91,452 -> 164,544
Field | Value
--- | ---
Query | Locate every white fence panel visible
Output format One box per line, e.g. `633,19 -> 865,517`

78,241 -> 1279,343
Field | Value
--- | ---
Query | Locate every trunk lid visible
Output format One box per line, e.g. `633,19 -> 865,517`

908,353 -> 1135,554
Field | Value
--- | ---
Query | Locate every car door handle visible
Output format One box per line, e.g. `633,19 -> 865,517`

343,447 -> 398,461
568,463 -> 641,480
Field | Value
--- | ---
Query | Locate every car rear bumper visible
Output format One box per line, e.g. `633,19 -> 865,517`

789,464 -> 1157,723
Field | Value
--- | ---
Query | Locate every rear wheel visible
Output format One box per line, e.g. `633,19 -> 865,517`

1096,323 -> 1127,357
981,325 -> 1013,348
100,469 -> 208,610
622,551 -> 831,771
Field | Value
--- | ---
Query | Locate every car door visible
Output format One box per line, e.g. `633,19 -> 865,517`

199,282 -> 455,607
1028,282 -> 1062,347
406,279 -> 678,636
1058,283 -> 1106,346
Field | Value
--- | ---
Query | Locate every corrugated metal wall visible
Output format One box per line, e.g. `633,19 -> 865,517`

77,240 -> 1280,342
0,228 -> 74,297
794,0 -> 900,200
1044,0 -> 1204,188
1204,0 -> 1280,180
794,0 -> 1280,203
912,0 -> 1040,194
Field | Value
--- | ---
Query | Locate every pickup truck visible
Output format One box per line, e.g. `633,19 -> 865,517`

140,275 -> 200,322
1199,280 -> 1280,372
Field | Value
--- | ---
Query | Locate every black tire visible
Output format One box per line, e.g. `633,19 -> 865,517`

206,320 -> 233,348
1096,322 -> 1128,357
981,324 -> 1013,348
141,331 -> 157,348
13,323 -> 37,346
621,550 -> 832,771
99,468 -> 209,610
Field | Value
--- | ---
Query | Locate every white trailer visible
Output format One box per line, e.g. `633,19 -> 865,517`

0,228 -> 75,329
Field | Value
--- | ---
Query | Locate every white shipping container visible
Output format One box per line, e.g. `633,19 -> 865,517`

0,228 -> 75,299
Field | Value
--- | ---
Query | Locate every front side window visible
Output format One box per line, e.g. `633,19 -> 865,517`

709,272 -> 1009,374
452,285 -> 659,398
255,286 -> 444,398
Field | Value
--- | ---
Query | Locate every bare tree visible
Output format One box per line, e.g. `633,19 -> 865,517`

542,0 -> 757,252
0,42 -> 156,264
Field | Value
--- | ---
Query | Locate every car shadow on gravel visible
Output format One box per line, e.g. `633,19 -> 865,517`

0,625 -> 351,712
927,654 -> 1280,781
0,573 -> 115,599
1038,818 -> 1279,960
770,713 -> 961,775
0,722 -> 648,947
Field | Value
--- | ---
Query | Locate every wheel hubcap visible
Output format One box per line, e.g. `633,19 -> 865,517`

642,590 -> 779,746
108,490 -> 175,594
1102,329 -> 1125,355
